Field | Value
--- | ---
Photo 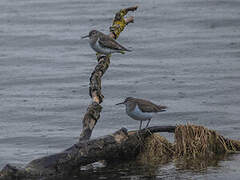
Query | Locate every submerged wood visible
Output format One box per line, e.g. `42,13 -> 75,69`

0,126 -> 175,179
1,121 -> 240,179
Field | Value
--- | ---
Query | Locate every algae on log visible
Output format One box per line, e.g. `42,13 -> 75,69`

0,126 -> 175,179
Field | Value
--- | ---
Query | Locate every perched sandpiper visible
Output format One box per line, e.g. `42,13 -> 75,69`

116,97 -> 167,130
82,30 -> 131,56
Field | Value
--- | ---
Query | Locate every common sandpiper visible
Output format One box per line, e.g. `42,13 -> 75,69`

82,30 -> 131,56
116,97 -> 167,130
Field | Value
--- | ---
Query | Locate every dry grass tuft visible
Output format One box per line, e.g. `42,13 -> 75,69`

136,124 -> 240,168
137,134 -> 174,165
174,124 -> 240,158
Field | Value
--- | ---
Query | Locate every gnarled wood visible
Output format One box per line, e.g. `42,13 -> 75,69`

0,126 -> 175,179
79,6 -> 138,141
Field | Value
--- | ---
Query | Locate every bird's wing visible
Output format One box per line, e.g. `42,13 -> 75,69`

99,36 -> 131,51
136,99 -> 167,113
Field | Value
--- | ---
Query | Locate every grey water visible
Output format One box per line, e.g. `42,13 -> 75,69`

1,0 -> 240,179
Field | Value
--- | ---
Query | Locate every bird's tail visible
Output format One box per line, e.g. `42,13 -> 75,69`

158,105 -> 167,112
119,49 -> 132,54
125,48 -> 132,52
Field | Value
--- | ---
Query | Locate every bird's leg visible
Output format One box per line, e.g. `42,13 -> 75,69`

145,119 -> 151,128
139,120 -> 142,130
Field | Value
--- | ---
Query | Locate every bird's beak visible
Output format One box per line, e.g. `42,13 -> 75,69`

81,35 -> 89,39
116,102 -> 124,105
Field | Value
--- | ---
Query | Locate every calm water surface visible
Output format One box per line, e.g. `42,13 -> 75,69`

1,0 -> 240,179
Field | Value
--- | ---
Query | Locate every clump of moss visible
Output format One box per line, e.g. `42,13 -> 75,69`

137,134 -> 174,165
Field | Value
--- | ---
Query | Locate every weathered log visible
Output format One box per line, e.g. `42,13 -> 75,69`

2,122 -> 240,179
79,6 -> 138,141
0,126 -> 175,179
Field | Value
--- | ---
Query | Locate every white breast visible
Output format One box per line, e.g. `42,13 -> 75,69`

126,105 -> 153,121
91,41 -> 113,55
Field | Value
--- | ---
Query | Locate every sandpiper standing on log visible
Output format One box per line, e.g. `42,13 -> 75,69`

82,30 -> 131,56
116,97 -> 167,130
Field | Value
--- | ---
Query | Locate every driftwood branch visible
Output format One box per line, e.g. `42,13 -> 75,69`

79,6 -> 138,141
1,120 -> 240,180
0,126 -> 175,179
